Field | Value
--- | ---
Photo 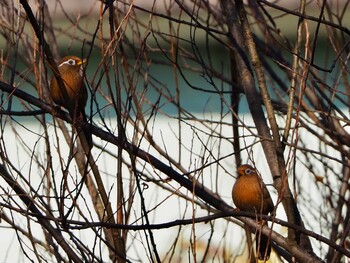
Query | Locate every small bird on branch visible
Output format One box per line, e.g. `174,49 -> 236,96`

50,55 -> 92,149
232,164 -> 274,261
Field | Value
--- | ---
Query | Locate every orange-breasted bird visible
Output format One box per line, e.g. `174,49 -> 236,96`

50,56 -> 92,149
232,164 -> 274,260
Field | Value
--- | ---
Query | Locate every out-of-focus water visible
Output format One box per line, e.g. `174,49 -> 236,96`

3,38 -> 345,128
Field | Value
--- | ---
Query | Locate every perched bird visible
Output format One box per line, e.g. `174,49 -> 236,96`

232,164 -> 274,260
50,56 -> 92,149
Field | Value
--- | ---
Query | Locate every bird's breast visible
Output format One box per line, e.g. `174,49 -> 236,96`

232,175 -> 265,213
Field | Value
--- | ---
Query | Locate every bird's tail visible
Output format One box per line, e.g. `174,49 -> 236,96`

74,110 -> 93,150
256,223 -> 271,260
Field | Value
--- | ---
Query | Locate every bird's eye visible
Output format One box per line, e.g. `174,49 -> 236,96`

245,168 -> 252,174
68,59 -> 75,65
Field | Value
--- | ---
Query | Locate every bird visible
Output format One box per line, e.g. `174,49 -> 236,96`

50,55 -> 92,149
232,164 -> 274,260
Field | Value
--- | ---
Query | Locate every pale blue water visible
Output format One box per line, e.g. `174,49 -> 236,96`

1,41 -> 346,123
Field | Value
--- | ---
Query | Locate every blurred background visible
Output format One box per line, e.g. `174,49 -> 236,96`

0,0 -> 349,262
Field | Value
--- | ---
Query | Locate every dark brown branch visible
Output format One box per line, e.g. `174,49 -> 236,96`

259,0 -> 350,36
0,164 -> 83,263
0,80 -> 231,212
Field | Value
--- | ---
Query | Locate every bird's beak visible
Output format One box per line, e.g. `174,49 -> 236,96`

77,59 -> 86,66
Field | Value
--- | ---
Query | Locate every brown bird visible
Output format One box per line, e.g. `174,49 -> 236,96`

232,164 -> 274,260
50,56 -> 92,149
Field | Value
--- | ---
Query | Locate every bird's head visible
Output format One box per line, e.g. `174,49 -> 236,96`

58,56 -> 86,76
237,164 -> 257,177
